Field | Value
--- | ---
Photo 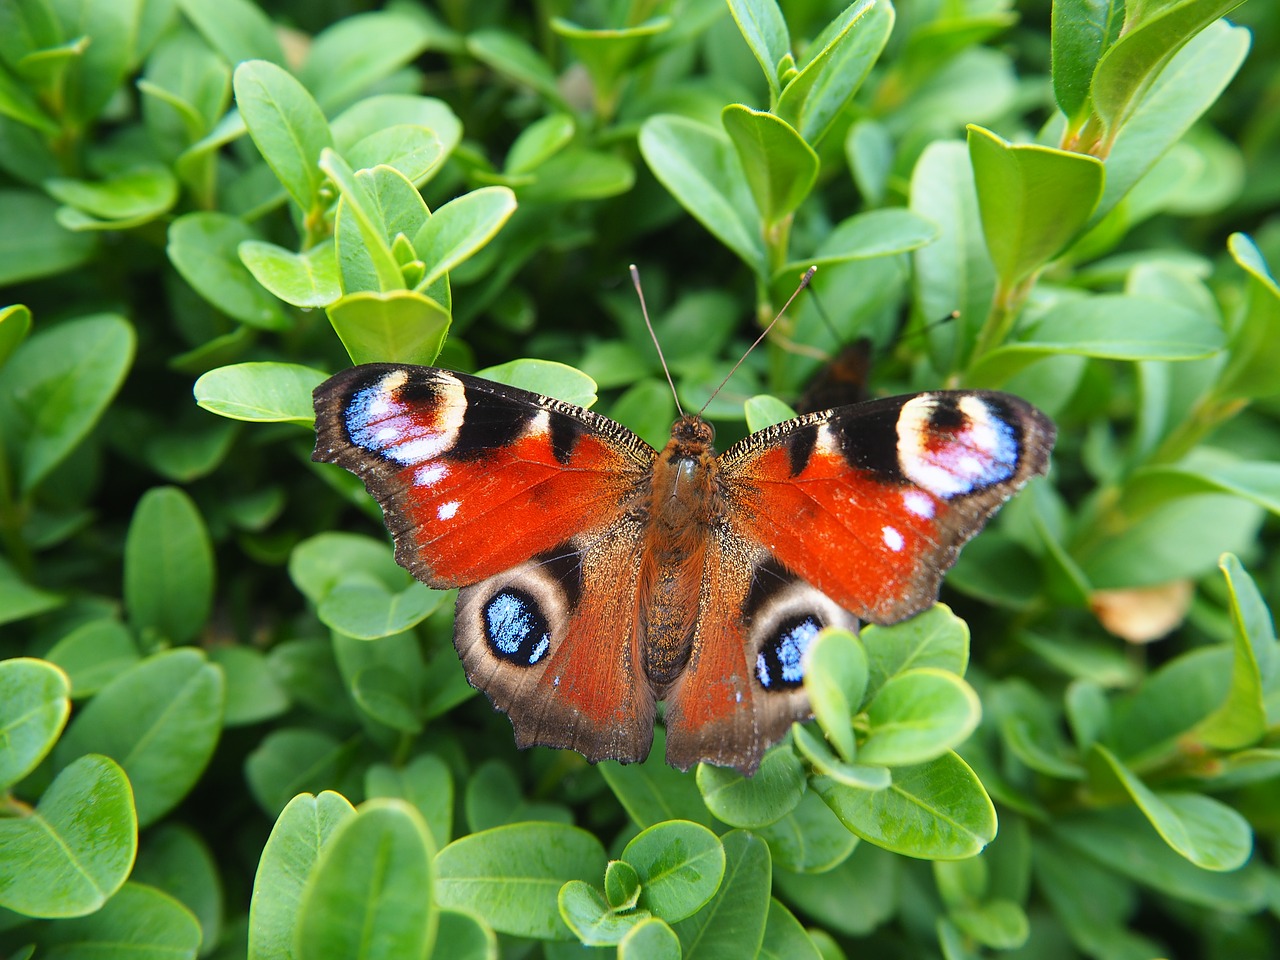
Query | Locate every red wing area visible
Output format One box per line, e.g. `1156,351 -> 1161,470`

718,392 -> 1054,625
313,364 -> 656,589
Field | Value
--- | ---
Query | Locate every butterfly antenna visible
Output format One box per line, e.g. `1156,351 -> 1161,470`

698,266 -> 817,417
630,264 -> 685,418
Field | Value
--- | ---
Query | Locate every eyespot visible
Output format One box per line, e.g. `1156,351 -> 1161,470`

756,614 -> 821,690
483,588 -> 551,666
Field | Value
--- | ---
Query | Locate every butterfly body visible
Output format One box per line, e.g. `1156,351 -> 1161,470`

314,363 -> 1054,774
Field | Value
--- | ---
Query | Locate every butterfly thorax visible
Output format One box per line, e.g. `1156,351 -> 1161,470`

639,415 -> 724,689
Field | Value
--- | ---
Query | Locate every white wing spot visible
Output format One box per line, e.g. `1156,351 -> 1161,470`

437,501 -> 460,521
903,490 -> 935,518
882,525 -> 905,552
375,426 -> 400,442
415,463 -> 448,487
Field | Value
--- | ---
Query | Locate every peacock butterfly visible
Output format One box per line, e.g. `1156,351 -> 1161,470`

312,360 -> 1055,774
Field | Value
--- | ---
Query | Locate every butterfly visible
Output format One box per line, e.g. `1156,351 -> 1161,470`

313,364 -> 1054,774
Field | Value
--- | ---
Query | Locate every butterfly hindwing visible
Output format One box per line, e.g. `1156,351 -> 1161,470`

313,364 -> 656,588
719,390 -> 1055,625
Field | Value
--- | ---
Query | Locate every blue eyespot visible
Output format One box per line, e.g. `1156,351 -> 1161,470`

483,589 -> 551,667
756,615 -> 821,690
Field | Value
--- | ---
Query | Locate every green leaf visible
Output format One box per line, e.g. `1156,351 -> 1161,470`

248,791 -> 356,960
792,723 -> 891,789
671,830 -> 770,960
350,665 -> 422,732
968,293 -> 1226,387
967,125 -> 1104,286
777,0 -> 885,146
53,649 -> 224,827
123,487 -> 215,646
433,909 -> 497,960
435,822 -> 607,940
505,113 -> 575,174
1093,20 -> 1249,221
194,361 -> 327,423
245,730 -> 348,818
176,0 -> 285,66
804,627 -> 868,762
414,186 -> 517,289
44,619 -> 139,698
51,0 -> 142,123
167,212 -> 291,330
773,843 -> 898,936
0,312 -> 134,493
0,190 -> 95,285
909,142 -> 994,374
640,115 -> 766,277
862,604 -> 969,701
318,579 -> 444,640
323,150 -> 405,293
0,658 -> 70,790
209,645 -> 289,727
0,755 -> 136,918
619,917 -> 682,960
517,148 -> 636,202
347,125 -> 444,185
290,532 -> 406,604
297,11 -> 436,112
234,60 -> 333,216
463,761 -> 571,833
860,668 -> 982,766
465,29 -> 566,108
696,747 -> 804,828
1051,0 -> 1124,124
813,751 -> 997,859
0,303 -> 32,368
296,800 -> 437,960
132,824 -> 223,952
605,860 -> 641,912
760,898 -> 822,960
623,820 -> 725,923
551,17 -> 669,117
1091,0 -> 1247,145
721,105 -> 817,227
39,882 -> 202,957
1218,232 -> 1280,399
477,359 -> 598,408
45,164 -> 177,225
325,290 -> 451,366
366,754 -> 454,848
1190,554 -> 1271,749
744,394 -> 796,432
1089,745 -> 1252,871
756,789 -> 858,873
600,729 -> 714,829
557,881 -> 650,947
726,0 -> 790,95
784,208 -> 938,277
239,239 -> 341,308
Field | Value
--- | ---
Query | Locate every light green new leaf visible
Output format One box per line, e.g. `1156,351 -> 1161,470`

557,881 -> 650,947
45,164 -> 177,224
296,800 -> 437,960
124,487 -> 215,646
323,149 -> 404,293
792,723 -> 891,789
727,0 -> 790,94
640,115 -> 766,277
326,289 -> 450,366
623,821 -> 725,924
318,580 -> 444,640
784,208 -> 937,278
804,627 -> 867,762
234,60 -> 333,215
1191,555 -> 1272,749
0,303 -> 31,368
240,239 -> 341,308
1051,0 -> 1125,124
347,125 -> 444,185
813,751 -> 997,859
414,186 -> 517,289
1217,232 -> 1280,399
194,362 -> 327,423
859,668 -> 981,766
0,312 -> 133,494
862,604 -> 970,701
0,756 -> 136,918
477,359 -> 598,408
248,791 -> 355,960
722,105 -> 817,228
968,125 -> 1104,286
1091,0 -> 1247,144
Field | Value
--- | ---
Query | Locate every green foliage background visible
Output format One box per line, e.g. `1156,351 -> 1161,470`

1,0 -> 1279,957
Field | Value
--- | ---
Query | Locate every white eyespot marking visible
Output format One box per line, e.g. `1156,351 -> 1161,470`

903,490 -> 935,518
735,691 -> 742,703
346,369 -> 467,466
437,500 -> 460,520
415,462 -> 448,487
882,525 -> 905,552
896,394 -> 1018,499
553,675 -> 561,687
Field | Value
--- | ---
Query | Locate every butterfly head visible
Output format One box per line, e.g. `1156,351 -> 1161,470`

670,414 -> 715,449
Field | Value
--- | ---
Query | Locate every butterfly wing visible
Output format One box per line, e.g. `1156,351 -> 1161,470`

313,364 -> 659,762
718,390 -> 1056,625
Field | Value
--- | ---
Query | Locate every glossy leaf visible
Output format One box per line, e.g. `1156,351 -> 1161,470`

53,649 -> 224,827
123,487 -> 215,646
325,290 -> 451,367
0,658 -> 70,790
671,830 -> 770,960
726,0 -> 790,94
756,789 -> 858,873
721,105 -> 817,227
860,669 -> 981,766
862,604 -> 969,701
697,747 -> 804,827
619,918 -> 682,960
1052,0 -> 1124,123
0,303 -> 32,368
414,186 -> 517,289
365,754 -> 454,847
167,213 -> 291,329
804,627 -> 868,762
623,820 -> 725,922
39,882 -> 201,958
760,897 -> 822,960
194,362 -> 328,423
239,239 -> 341,308
477,359 -> 599,408
600,729 -> 714,829
0,755 -> 136,918
557,881 -> 650,947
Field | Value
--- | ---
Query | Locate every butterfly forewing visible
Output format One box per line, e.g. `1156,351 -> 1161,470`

718,390 -> 1055,625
